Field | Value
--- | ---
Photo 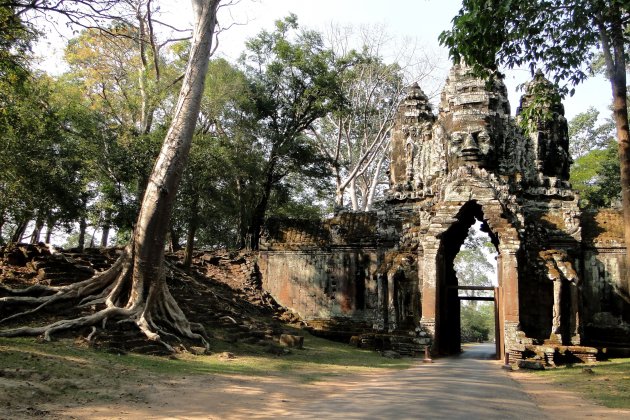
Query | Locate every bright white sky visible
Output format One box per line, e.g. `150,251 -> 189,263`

163,0 -> 612,121
35,0 -> 612,120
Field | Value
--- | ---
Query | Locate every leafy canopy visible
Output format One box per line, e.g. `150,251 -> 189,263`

439,0 -> 628,95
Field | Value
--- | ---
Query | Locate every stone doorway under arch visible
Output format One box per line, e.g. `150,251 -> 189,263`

429,201 -> 512,360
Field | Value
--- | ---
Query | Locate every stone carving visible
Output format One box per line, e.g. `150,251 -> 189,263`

517,70 -> 572,185
540,249 -> 581,345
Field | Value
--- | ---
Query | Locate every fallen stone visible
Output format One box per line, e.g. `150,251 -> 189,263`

279,334 -> 304,349
189,346 -> 208,356
382,350 -> 402,359
518,359 -> 546,370
218,352 -> 235,360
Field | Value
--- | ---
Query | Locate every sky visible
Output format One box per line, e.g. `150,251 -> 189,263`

154,0 -> 613,121
33,0 -> 613,121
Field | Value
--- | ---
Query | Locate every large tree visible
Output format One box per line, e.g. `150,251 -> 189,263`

0,0 -> 221,350
439,0 -> 630,272
240,15 -> 345,249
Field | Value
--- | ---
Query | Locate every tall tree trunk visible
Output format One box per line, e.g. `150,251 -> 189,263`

598,10 -> 630,288
78,216 -> 87,251
130,0 -> 219,316
334,164 -> 344,210
236,177 -> 247,249
183,197 -> 199,269
248,159 -> 276,250
100,209 -> 111,248
44,219 -> 54,243
364,150 -> 387,211
11,219 -> 28,243
30,217 -> 44,244
0,211 -> 5,245
169,225 -> 182,252
349,178 -> 359,211
100,224 -> 110,248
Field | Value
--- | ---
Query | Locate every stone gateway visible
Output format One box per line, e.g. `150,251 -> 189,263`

258,65 -> 629,364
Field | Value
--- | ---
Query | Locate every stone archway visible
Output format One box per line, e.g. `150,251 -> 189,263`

419,198 -> 521,360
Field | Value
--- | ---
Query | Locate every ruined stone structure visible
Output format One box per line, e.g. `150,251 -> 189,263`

258,65 -> 630,363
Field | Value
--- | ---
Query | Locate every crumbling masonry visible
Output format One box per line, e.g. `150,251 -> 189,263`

258,65 -> 630,363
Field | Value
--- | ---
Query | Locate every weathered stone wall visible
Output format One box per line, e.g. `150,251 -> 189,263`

581,209 -> 630,346
258,249 -> 379,322
258,213 -> 383,331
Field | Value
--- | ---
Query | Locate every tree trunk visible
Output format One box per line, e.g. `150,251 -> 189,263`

236,177 -> 247,249
169,225 -> 182,252
129,0 -> 219,325
364,150 -> 387,211
333,165 -> 344,210
248,159 -> 276,250
100,223 -> 110,248
30,217 -> 44,244
0,211 -> 5,245
11,219 -> 28,243
44,220 -> 54,243
598,9 -> 630,288
78,216 -> 87,251
349,178 -> 359,211
183,197 -> 199,269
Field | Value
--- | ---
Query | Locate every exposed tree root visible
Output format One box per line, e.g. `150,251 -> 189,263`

0,245 -> 208,353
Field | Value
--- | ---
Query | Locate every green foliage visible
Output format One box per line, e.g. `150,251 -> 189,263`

455,223 -> 496,343
0,6 -> 34,84
239,15 -> 346,248
568,107 -> 621,208
461,302 -> 494,343
454,224 -> 496,289
569,107 -> 616,159
0,73 -> 89,239
571,139 -> 621,208
438,0 -> 625,90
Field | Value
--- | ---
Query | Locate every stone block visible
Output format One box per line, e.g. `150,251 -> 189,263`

279,334 -> 304,349
518,359 -> 546,370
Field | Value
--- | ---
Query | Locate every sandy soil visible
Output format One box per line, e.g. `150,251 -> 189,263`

51,358 -> 630,420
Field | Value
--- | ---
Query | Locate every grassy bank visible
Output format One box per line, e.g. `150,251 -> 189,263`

0,332 -> 412,412
533,358 -> 630,409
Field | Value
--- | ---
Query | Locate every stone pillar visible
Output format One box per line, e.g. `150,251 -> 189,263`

373,272 -> 387,332
570,281 -> 581,345
420,247 -> 438,337
387,271 -> 397,331
500,247 -> 521,350
550,279 -> 562,343
416,248 -> 425,325
501,248 -> 520,323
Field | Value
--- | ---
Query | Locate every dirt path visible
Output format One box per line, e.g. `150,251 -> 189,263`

54,343 -> 630,420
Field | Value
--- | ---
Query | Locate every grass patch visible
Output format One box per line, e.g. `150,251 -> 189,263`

533,358 -> 630,409
0,331 -> 412,411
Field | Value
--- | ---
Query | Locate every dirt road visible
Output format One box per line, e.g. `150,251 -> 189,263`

58,343 -> 629,420
288,343 -> 545,419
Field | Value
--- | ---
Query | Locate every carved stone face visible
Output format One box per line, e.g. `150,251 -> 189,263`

448,129 -> 494,168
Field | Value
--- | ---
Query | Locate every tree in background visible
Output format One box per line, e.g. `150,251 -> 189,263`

310,25 -> 441,211
439,0 -> 630,272
568,107 -> 621,208
240,15 -> 345,249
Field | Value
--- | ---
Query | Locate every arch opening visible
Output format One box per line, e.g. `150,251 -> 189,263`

435,201 -> 501,357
